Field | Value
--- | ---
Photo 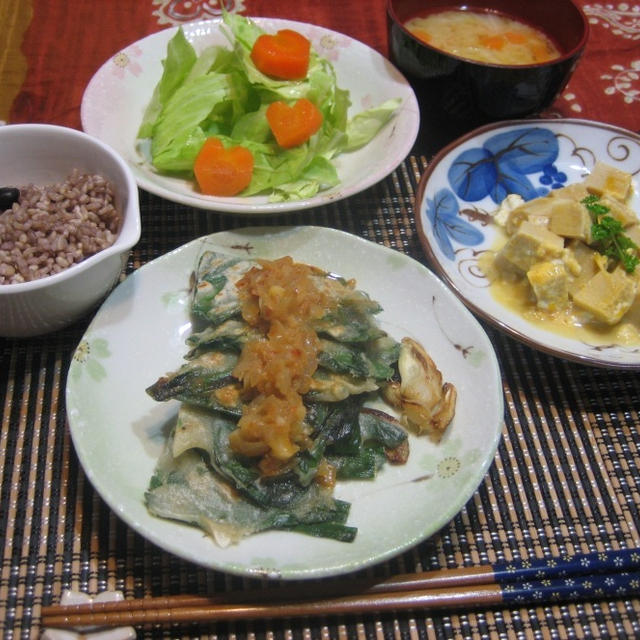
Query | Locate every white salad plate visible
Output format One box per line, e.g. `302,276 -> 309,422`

66,226 -> 503,580
81,18 -> 420,214
416,118 -> 640,369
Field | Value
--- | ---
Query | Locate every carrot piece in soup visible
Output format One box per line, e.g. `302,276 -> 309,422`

412,28 -> 432,44
250,29 -> 311,80
266,98 -> 323,149
531,41 -> 553,62
479,34 -> 506,50
193,137 -> 254,197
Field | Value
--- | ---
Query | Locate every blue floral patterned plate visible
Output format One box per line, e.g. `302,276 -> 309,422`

416,119 -> 640,369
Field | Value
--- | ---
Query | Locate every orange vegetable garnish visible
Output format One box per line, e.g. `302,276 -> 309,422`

250,29 -> 311,80
479,34 -> 506,50
530,41 -> 553,62
412,28 -> 432,44
266,98 -> 323,149
193,137 -> 254,197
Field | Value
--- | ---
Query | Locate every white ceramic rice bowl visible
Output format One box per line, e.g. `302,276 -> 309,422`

0,124 -> 141,338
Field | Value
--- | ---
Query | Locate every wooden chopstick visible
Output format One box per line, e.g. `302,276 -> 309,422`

40,564 -> 495,623
40,548 -> 640,629
41,583 -> 504,628
41,563 -> 493,612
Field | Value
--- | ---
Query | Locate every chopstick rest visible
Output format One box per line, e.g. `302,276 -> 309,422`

40,590 -> 136,639
40,548 -> 640,630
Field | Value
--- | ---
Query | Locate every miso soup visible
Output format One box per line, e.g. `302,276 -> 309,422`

404,9 -> 562,65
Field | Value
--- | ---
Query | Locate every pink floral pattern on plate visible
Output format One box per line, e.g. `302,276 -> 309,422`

111,45 -> 144,79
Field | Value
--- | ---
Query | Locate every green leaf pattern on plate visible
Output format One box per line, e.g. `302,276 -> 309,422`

419,435 -> 484,487
71,337 -> 110,383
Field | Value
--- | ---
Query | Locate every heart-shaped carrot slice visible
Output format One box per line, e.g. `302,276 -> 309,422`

194,137 -> 254,196
250,29 -> 311,80
266,98 -> 323,149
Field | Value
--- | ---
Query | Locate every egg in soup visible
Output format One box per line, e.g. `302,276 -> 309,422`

404,9 -> 562,65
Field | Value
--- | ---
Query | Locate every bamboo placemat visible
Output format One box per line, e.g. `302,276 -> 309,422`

1,152 -> 639,639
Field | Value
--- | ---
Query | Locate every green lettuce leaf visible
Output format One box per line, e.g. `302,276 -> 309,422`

138,27 -> 197,138
345,98 -> 402,151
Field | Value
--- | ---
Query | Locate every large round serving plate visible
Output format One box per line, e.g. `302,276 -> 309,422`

66,226 -> 503,579
81,18 -> 419,214
416,118 -> 640,369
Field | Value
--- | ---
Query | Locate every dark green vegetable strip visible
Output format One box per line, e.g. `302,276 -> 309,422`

186,319 -> 259,358
146,351 -> 238,401
327,442 -> 385,479
317,338 -> 371,378
285,521 -> 357,543
315,301 -> 386,343
359,407 -> 407,448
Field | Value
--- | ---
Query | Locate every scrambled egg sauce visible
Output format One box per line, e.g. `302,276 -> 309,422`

479,244 -> 640,346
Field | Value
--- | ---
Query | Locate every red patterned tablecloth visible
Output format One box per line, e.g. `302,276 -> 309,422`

2,0 -> 640,136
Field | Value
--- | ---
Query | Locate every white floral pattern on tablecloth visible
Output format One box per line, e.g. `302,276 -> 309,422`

583,3 -> 640,39
551,4 -> 640,124
560,91 -> 585,114
152,0 -> 246,25
601,60 -> 640,104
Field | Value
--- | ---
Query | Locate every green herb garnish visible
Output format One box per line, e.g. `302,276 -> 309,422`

582,194 -> 640,273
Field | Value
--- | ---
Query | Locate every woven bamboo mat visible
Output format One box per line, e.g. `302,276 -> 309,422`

1,151 -> 640,639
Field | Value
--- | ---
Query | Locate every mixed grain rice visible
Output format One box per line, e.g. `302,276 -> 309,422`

0,169 -> 121,285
